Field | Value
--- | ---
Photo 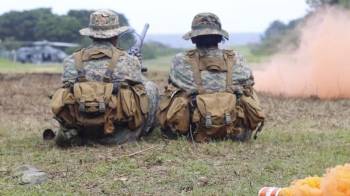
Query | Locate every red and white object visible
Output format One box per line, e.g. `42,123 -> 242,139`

258,187 -> 282,196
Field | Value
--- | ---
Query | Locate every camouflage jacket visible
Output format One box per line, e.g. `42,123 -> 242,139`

169,48 -> 254,93
62,41 -> 143,85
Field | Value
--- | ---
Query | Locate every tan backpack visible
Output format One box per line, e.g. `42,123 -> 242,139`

158,49 -> 264,142
51,47 -> 149,135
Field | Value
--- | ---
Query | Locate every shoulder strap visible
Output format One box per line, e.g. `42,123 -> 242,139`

186,49 -> 236,94
73,47 -> 123,83
73,49 -> 86,82
187,50 -> 205,94
108,47 -> 122,70
223,50 -> 236,92
103,47 -> 122,82
74,49 -> 84,69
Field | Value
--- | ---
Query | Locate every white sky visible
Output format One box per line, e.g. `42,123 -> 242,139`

0,0 -> 308,34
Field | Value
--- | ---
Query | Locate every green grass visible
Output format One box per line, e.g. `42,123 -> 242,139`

234,45 -> 268,64
144,46 -> 268,73
0,119 -> 349,195
0,59 -> 61,73
0,71 -> 349,194
0,45 -> 267,74
145,55 -> 173,72
0,56 -> 172,74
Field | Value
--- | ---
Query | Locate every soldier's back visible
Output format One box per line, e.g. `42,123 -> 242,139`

62,42 -> 143,84
169,48 -> 254,93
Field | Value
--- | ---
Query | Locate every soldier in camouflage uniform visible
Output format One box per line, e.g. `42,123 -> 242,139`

55,10 -> 159,146
159,13 -> 264,142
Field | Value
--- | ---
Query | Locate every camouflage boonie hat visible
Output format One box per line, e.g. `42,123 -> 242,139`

183,12 -> 229,40
80,10 -> 130,39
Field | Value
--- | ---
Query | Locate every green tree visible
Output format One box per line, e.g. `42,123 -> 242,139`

67,10 -> 129,27
0,8 -> 51,41
67,10 -> 92,26
306,0 -> 350,8
252,18 -> 302,55
142,42 -> 181,59
253,0 -> 350,56
0,9 -> 130,44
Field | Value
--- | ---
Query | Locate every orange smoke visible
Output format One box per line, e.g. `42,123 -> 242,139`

254,8 -> 350,99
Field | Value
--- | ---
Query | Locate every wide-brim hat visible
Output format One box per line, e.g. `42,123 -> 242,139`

80,10 -> 130,39
183,12 -> 229,40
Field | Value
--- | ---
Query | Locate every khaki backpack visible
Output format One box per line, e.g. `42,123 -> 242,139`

158,49 -> 264,142
51,47 -> 149,135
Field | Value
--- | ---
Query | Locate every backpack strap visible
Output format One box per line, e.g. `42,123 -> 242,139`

103,47 -> 122,82
74,49 -> 86,82
73,47 -> 123,83
187,50 -> 205,94
223,50 -> 236,92
187,49 -> 236,94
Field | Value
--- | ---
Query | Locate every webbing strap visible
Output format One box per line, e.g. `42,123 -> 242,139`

73,47 -> 122,82
188,49 -> 235,94
190,51 -> 205,94
74,49 -> 86,81
223,51 -> 235,92
104,47 -> 121,82
108,47 -> 120,72
74,49 -> 85,70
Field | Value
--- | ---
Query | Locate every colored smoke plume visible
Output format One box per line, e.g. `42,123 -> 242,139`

279,164 -> 350,196
254,8 -> 350,99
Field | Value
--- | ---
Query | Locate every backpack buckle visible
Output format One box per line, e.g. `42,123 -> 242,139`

99,102 -> 106,113
79,103 -> 86,112
205,113 -> 212,128
224,113 -> 232,125
103,69 -> 113,83
77,69 -> 87,82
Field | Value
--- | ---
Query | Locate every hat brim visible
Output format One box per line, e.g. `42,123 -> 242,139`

79,26 -> 130,39
183,28 -> 229,40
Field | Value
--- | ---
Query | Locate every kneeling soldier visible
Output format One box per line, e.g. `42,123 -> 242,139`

51,10 -> 159,146
158,13 -> 265,142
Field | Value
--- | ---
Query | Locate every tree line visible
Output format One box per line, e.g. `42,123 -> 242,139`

0,8 -> 180,59
252,0 -> 350,55
0,8 -> 128,43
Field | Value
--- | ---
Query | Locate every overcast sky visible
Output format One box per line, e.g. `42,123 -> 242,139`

0,0 -> 308,34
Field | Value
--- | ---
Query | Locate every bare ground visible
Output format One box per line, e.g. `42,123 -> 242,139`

0,73 -> 349,195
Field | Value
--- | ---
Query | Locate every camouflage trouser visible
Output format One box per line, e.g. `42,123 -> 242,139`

142,80 -> 160,134
55,80 -> 159,147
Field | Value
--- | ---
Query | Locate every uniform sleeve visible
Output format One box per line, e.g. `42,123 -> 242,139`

169,53 -> 196,91
169,54 -> 181,83
62,55 -> 78,85
132,56 -> 142,72
232,51 -> 255,86
113,54 -> 143,83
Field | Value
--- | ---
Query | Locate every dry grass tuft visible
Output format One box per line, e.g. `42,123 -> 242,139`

0,73 -> 349,195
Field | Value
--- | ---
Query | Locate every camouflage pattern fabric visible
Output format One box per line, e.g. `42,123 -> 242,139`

183,12 -> 229,40
59,41 -> 159,145
142,79 -> 159,134
169,48 -> 254,93
79,10 -> 130,39
63,41 -> 143,84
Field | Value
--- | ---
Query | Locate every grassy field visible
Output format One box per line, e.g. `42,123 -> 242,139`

234,45 -> 268,64
0,59 -> 62,73
0,45 -> 263,74
0,72 -> 349,195
145,55 -> 173,72
144,45 -> 267,72
0,57 -> 170,74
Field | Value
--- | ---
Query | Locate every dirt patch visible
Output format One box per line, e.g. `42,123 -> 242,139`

1,73 -> 350,195
1,72 -> 349,131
